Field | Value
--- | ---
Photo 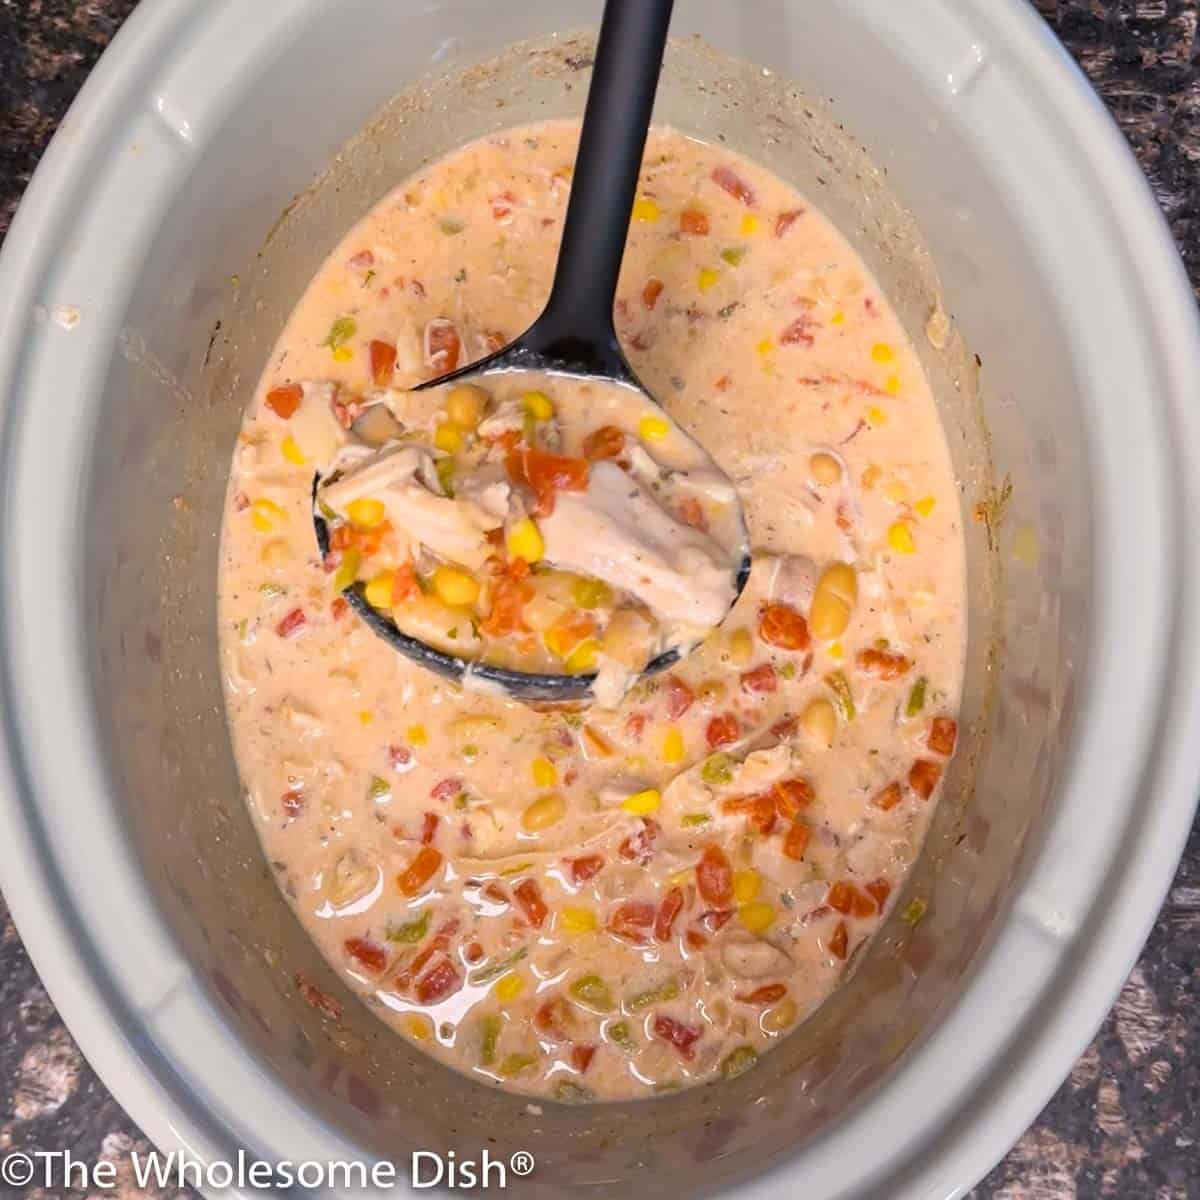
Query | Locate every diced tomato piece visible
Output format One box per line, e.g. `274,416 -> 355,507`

675,496 -> 708,531
697,907 -> 735,933
583,425 -> 626,461
535,995 -> 572,1039
782,820 -> 812,861
415,957 -> 461,1004
491,190 -> 516,220
344,937 -> 387,975
282,789 -> 304,816
779,315 -> 818,347
928,717 -> 958,757
770,714 -> 799,739
696,844 -> 733,905
330,596 -> 349,620
480,575 -> 532,637
354,519 -> 393,559
908,758 -> 942,800
873,781 -> 903,811
828,881 -> 876,919
706,713 -> 740,749
865,878 -> 892,911
828,921 -> 849,961
715,374 -> 732,392
465,941 -> 484,964
419,812 -> 440,845
275,608 -> 307,639
397,846 -> 443,896
722,793 -> 776,836
431,777 -> 464,804
425,320 -> 461,373
513,878 -> 548,928
567,854 -> 605,884
369,340 -> 397,386
642,277 -> 665,310
663,674 -> 695,719
390,561 -> 419,603
348,249 -> 374,269
482,881 -> 509,907
506,446 -> 590,517
758,603 -> 810,651
711,165 -> 756,206
569,1044 -> 597,1074
296,973 -> 342,1019
679,208 -> 710,235
655,886 -> 685,943
685,930 -> 710,950
741,663 -> 778,694
773,778 -> 814,819
774,209 -> 804,237
609,900 -> 656,943
265,383 -> 303,419
330,523 -> 356,551
735,983 -> 787,1005
856,648 -> 913,680
625,712 -> 649,741
652,1014 -> 703,1060
618,818 -> 660,865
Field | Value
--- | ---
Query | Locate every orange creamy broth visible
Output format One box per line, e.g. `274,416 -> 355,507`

218,121 -> 965,1101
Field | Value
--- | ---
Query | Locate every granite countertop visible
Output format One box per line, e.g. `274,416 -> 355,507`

0,2 -> 1197,1197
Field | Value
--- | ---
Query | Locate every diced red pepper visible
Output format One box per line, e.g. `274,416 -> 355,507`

275,608 -> 307,639
908,759 -> 942,800
828,922 -> 848,961
735,983 -> 787,1005
397,846 -> 443,896
865,878 -> 892,911
679,208 -> 710,235
928,717 -> 958,756
506,446 -> 590,517
873,781 -> 903,811
705,713 -> 740,750
773,778 -> 814,820
696,844 -> 733,905
513,878 -> 548,928
282,789 -> 304,816
828,881 -> 876,919
608,900 -> 656,943
567,854 -> 605,884
642,277 -> 665,310
711,165 -> 756,207
652,1014 -> 703,1059
330,523 -> 356,551
654,886 -> 685,942
770,714 -> 799,740
369,339 -> 397,386
569,1044 -> 596,1074
425,320 -> 461,373
782,820 -> 812,861
465,941 -> 484,964
583,425 -> 626,461
779,315 -> 818,347
856,648 -> 913,680
491,190 -> 516,220
535,995 -> 571,1039
480,575 -> 532,638
741,663 -> 778,694
722,793 -> 776,836
265,383 -> 303,419
758,603 -> 810,651
618,818 -> 660,865
431,777 -> 465,804
663,675 -> 695,719
389,744 -> 413,771
344,937 -> 387,975
420,812 -> 440,845
348,249 -> 374,269
685,930 -> 710,950
675,496 -> 708,531
624,712 -> 649,741
415,956 -> 461,1005
774,209 -> 804,237
330,596 -> 349,620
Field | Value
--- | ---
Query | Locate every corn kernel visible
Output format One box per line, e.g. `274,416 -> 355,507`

571,577 -> 613,610
432,566 -> 480,607
332,345 -> 354,363
358,710 -> 373,726
871,342 -> 895,364
733,869 -> 761,903
638,414 -> 671,442
621,789 -> 661,816
250,498 -> 285,533
281,436 -> 307,466
661,726 -> 685,765
507,517 -> 544,564
885,374 -> 902,395
405,1014 -> 434,1041
861,464 -> 882,490
522,792 -> 566,832
564,638 -> 600,674
738,901 -> 775,934
632,196 -> 661,223
434,423 -> 464,454
346,498 -> 386,529
407,724 -> 428,747
756,338 -> 774,359
728,627 -> 754,665
810,562 -> 858,641
697,267 -> 721,293
669,867 -> 695,887
882,479 -> 909,505
521,390 -> 555,421
531,757 -> 558,789
445,384 -> 488,430
888,522 -> 916,555
740,214 -> 760,235
830,311 -> 846,326
494,972 -> 526,1002
761,998 -> 797,1034
364,571 -> 397,609
915,496 -> 937,518
828,641 -> 843,660
560,907 -> 598,935
261,539 -> 288,568
800,698 -> 837,747
866,406 -> 887,427
809,452 -> 842,485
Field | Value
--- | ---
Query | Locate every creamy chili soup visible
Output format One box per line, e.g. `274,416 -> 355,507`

219,122 -> 965,1102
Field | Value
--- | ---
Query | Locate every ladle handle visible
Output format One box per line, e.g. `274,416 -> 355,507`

526,0 -> 675,371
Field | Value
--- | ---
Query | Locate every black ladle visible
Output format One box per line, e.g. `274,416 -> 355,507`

316,0 -> 751,702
